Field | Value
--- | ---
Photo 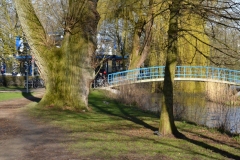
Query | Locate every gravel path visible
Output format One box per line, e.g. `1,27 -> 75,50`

0,89 -> 80,160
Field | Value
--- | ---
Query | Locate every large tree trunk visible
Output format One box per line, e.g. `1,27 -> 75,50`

15,0 -> 99,111
159,0 -> 181,136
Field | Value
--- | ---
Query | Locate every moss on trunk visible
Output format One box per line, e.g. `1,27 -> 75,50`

15,0 -> 99,111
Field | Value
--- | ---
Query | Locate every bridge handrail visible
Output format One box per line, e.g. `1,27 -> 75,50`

107,66 -> 240,87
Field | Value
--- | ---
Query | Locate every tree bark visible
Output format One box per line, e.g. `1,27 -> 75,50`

14,0 -> 99,111
159,0 -> 181,136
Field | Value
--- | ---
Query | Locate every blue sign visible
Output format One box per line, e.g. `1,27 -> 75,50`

16,36 -> 24,52
16,36 -> 21,49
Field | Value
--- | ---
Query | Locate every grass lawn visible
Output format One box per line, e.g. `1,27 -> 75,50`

1,89 -> 240,159
0,92 -> 33,101
0,86 -> 37,101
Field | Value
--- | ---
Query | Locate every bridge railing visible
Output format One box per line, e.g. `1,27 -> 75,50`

107,66 -> 240,87
175,66 -> 240,83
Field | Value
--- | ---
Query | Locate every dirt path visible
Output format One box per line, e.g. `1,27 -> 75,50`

0,90 -> 80,160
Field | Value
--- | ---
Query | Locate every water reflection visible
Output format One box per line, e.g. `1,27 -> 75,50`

148,95 -> 240,134
204,102 -> 240,134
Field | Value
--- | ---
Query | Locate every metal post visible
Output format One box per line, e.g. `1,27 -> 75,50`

32,58 -> 34,77
25,61 -> 29,93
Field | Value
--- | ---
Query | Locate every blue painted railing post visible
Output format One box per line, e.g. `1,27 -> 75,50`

206,67 -> 208,78
184,66 -> 186,78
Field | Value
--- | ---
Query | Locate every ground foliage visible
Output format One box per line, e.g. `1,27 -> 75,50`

23,89 -> 240,160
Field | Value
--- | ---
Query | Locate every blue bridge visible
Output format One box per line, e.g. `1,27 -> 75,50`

106,66 -> 240,87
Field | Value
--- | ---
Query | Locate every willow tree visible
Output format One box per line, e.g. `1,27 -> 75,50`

97,0 -> 155,70
158,0 -> 181,136
158,0 -> 240,136
14,0 -> 99,110
98,0 -> 240,137
0,0 -> 21,62
127,0 -> 154,69
169,4 -> 210,112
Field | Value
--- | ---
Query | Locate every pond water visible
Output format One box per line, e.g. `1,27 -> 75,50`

146,95 -> 240,134
180,102 -> 240,134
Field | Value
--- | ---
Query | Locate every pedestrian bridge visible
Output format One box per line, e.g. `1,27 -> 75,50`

106,66 -> 240,87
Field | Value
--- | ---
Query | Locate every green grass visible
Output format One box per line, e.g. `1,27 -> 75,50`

233,135 -> 240,142
0,92 -> 33,101
24,89 -> 240,160
0,86 -> 35,101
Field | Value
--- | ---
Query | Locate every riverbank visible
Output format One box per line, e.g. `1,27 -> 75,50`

0,89 -> 239,159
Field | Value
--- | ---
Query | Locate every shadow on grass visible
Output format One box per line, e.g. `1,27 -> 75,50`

89,91 -> 240,159
172,122 -> 240,159
181,134 -> 240,160
1,75 -> 42,103
94,104 -> 158,131
89,92 -> 158,132
21,92 -> 42,103
181,128 -> 240,150
115,103 -> 158,131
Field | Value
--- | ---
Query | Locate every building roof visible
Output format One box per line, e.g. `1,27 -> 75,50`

95,55 -> 128,60
15,55 -> 32,60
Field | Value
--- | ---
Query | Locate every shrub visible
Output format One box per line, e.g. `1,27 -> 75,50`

0,75 -> 29,87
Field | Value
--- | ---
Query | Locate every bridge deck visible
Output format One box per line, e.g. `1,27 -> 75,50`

105,66 -> 240,87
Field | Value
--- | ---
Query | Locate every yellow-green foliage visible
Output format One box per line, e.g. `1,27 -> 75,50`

147,1 -> 169,67
179,14 -> 210,66
0,0 -> 22,56
177,9 -> 210,93
145,1 -> 210,95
